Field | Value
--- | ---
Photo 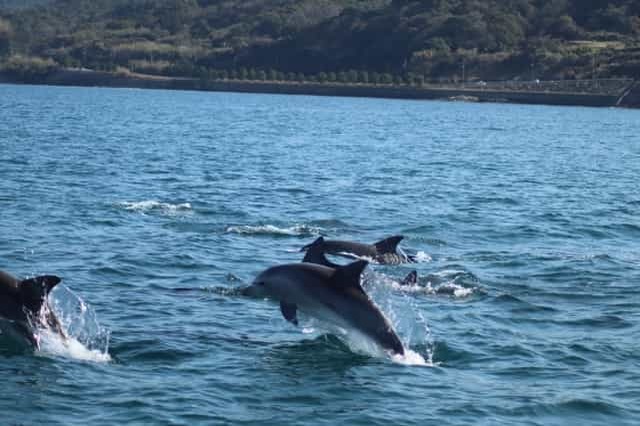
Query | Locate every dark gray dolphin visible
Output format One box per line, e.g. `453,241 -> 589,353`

0,270 -> 66,348
244,260 -> 405,355
302,243 -> 417,285
301,236 -> 414,265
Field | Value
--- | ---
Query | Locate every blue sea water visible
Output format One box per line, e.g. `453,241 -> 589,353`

1,83 -> 639,425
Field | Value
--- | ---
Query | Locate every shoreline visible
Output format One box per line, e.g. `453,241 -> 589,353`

1,69 -> 638,108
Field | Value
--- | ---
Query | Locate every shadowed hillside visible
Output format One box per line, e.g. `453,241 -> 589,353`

1,0 -> 639,83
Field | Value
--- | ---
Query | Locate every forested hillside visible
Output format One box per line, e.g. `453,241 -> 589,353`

1,0 -> 639,82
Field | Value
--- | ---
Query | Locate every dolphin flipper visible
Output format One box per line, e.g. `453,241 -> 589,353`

374,236 -> 404,254
280,302 -> 298,326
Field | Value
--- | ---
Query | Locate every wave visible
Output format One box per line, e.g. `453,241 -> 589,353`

225,224 -> 322,237
117,200 -> 192,215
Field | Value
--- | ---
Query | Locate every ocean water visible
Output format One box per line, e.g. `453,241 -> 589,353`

1,83 -> 639,425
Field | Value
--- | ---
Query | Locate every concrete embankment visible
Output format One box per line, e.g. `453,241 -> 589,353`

0,69 -> 631,108
617,80 -> 640,108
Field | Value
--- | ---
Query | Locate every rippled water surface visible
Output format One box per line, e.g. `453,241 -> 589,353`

1,84 -> 639,425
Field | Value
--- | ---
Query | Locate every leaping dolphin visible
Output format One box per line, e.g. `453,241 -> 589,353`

302,242 -> 418,286
244,260 -> 405,355
0,270 -> 66,348
301,236 -> 414,265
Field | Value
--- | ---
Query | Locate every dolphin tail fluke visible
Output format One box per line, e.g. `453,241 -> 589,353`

374,235 -> 404,254
401,270 -> 418,286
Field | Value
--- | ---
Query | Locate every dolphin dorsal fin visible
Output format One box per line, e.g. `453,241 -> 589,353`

19,275 -> 62,313
301,236 -> 325,252
302,241 -> 340,268
21,275 -> 61,295
374,235 -> 404,254
401,270 -> 418,286
331,260 -> 368,293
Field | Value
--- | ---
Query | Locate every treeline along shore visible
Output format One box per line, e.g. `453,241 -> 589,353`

1,1 -> 639,107
1,67 -> 638,108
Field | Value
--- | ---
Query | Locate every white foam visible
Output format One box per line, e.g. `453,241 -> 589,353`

336,325 -> 431,366
414,251 -> 433,262
118,200 -> 192,215
225,224 -> 322,236
391,349 -> 430,366
36,329 -> 111,363
372,274 -> 474,299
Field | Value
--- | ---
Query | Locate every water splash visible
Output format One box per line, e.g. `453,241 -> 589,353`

414,251 -> 433,262
292,273 -> 435,366
36,286 -> 111,363
37,330 -> 111,363
371,272 -> 477,299
117,200 -> 192,215
391,349 -> 430,366
365,273 -> 435,366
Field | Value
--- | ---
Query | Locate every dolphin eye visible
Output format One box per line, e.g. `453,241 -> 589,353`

256,281 -> 265,286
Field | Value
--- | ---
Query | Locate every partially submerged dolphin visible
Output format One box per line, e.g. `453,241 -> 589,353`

244,260 -> 405,355
301,236 -> 414,265
302,242 -> 418,286
0,270 -> 66,348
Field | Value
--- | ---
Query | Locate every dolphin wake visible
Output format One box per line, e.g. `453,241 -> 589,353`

225,224 -> 323,237
117,200 -> 193,216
